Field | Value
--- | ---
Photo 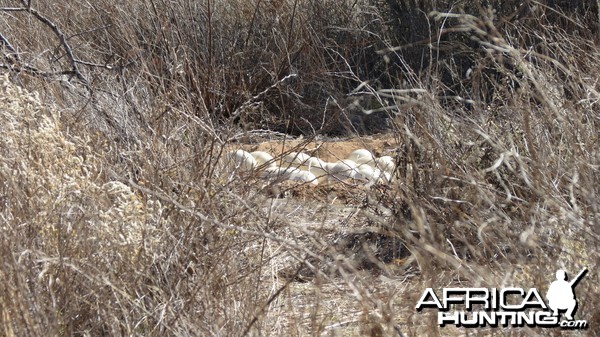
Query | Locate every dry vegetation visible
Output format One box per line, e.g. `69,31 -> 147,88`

0,0 -> 599,336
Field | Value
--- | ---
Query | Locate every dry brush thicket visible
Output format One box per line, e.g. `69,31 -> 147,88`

1,0 -> 599,336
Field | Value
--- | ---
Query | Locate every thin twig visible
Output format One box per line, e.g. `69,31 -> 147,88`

74,58 -> 114,70
0,7 -> 27,12
0,33 -> 20,62
0,62 -> 76,77
230,73 -> 298,118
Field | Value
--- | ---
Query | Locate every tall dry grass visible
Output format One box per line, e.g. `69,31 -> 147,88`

0,0 -> 598,336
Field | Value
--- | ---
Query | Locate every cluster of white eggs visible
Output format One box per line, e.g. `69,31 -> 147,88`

224,148 -> 395,187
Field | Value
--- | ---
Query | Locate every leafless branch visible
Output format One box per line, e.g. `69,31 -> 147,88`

0,62 -> 77,77
0,32 -> 20,62
0,7 -> 27,12
5,1 -> 89,85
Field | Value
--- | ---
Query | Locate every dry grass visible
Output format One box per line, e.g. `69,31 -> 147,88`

0,1 -> 599,336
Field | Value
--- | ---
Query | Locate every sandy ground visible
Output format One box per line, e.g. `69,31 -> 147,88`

232,135 -> 542,336
235,135 -> 429,336
236,134 -> 401,162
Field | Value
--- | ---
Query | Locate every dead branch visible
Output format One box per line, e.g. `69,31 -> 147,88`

17,0 -> 88,85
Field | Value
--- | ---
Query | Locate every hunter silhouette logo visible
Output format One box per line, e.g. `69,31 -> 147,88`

416,268 -> 589,329
546,269 -> 587,321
